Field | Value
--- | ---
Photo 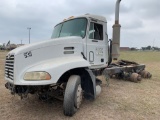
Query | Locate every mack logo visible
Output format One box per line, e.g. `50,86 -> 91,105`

7,54 -> 11,59
24,51 -> 32,58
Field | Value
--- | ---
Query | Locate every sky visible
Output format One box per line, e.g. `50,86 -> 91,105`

0,0 -> 159,48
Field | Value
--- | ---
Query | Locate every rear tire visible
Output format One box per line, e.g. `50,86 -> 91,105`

63,75 -> 82,116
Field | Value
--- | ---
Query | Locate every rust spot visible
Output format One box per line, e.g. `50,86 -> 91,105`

130,73 -> 142,82
139,70 -> 152,79
115,20 -> 119,24
113,58 -> 118,60
112,24 -> 121,27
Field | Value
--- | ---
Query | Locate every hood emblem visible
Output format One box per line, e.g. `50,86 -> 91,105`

7,54 -> 11,59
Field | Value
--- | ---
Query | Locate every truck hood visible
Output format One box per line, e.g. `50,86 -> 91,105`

9,36 -> 83,56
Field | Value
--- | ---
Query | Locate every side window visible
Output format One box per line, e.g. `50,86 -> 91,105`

89,22 -> 103,40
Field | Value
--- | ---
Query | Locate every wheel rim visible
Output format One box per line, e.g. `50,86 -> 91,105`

75,84 -> 83,108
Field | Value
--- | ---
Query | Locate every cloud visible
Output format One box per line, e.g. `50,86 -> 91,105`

126,0 -> 160,19
0,0 -> 159,48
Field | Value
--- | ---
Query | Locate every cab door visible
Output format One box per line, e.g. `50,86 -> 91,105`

86,20 -> 108,68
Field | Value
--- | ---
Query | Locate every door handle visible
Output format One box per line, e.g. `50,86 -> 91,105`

92,40 -> 98,42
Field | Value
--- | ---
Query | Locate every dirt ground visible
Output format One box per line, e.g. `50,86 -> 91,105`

0,51 -> 160,120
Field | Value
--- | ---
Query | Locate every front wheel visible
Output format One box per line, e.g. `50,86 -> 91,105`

63,75 -> 83,116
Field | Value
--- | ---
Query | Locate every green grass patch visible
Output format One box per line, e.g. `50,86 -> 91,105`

119,51 -> 160,63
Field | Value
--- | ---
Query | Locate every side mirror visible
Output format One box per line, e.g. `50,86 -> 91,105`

89,30 -> 95,35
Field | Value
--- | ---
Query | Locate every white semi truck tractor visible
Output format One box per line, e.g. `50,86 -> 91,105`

4,0 -> 151,116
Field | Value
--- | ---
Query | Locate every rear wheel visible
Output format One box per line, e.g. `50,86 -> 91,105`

63,75 -> 83,116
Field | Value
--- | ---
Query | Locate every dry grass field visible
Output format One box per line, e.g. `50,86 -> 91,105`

0,51 -> 160,120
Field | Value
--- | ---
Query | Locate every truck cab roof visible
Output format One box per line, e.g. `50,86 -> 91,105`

77,14 -> 107,22
58,14 -> 107,26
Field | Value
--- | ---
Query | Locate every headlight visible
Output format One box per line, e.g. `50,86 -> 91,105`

24,72 -> 51,80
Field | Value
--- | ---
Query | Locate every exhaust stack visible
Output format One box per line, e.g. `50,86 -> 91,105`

112,0 -> 121,60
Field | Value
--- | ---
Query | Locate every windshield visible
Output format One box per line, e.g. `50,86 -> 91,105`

51,18 -> 87,39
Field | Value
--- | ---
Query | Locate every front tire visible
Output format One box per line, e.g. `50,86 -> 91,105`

63,75 -> 83,116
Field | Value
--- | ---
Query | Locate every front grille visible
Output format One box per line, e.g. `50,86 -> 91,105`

5,54 -> 14,80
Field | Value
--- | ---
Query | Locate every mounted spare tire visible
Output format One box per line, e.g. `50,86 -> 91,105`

63,75 -> 83,116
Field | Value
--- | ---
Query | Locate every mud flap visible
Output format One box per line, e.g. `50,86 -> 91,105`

84,68 -> 96,100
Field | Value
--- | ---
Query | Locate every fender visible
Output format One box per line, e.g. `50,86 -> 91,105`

14,56 -> 90,85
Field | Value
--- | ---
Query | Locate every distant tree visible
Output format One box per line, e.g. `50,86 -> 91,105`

130,47 -> 137,51
152,47 -> 160,51
0,45 -> 2,50
141,46 -> 152,51
146,46 -> 151,50
141,47 -> 146,50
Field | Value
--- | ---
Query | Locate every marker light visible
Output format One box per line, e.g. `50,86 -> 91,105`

68,16 -> 74,19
